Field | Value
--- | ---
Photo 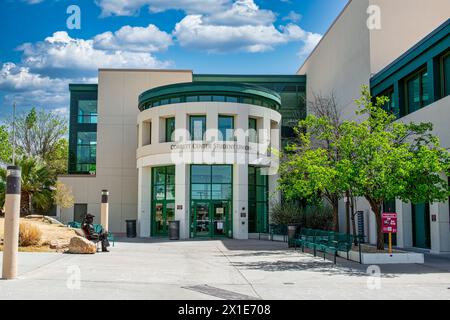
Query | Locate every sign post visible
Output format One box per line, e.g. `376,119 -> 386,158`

382,212 -> 397,255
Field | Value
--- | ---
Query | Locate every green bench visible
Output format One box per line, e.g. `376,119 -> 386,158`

294,228 -> 355,264
67,221 -> 115,247
269,224 -> 288,242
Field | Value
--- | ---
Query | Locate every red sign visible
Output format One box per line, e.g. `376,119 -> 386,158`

382,212 -> 397,233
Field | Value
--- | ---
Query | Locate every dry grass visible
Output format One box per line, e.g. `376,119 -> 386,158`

0,217 -> 77,253
19,222 -> 42,246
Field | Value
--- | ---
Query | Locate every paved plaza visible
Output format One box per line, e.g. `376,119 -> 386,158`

1,239 -> 449,300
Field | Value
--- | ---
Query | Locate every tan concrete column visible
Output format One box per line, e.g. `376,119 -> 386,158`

100,190 -> 109,231
2,166 -> 21,280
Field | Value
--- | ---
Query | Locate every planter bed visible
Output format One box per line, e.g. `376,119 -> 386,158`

337,244 -> 424,264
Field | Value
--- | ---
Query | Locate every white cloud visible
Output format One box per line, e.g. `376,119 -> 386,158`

94,24 -> 173,52
18,31 -> 172,78
282,10 -> 302,23
22,0 -> 44,4
204,0 -> 275,26
1,25 -> 173,114
298,32 -> 322,57
0,62 -> 58,91
174,14 -> 320,54
95,0 -> 230,16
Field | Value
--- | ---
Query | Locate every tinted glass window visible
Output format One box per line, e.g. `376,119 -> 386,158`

218,116 -> 234,141
190,116 -> 206,141
249,118 -> 258,143
165,117 -> 175,142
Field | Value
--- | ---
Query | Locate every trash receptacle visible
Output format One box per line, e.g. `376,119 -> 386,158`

169,220 -> 180,240
126,220 -> 137,238
287,224 -> 298,247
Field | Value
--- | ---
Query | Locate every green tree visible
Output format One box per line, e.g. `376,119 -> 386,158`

14,107 -> 68,161
54,181 -> 74,218
339,86 -> 450,250
279,93 -> 346,231
45,138 -> 69,175
0,125 -> 12,164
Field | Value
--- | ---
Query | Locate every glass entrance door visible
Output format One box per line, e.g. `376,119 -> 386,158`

193,202 -> 210,237
152,201 -> 175,236
212,201 -> 229,237
191,201 -> 231,238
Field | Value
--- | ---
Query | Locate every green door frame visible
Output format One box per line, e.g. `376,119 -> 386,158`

151,200 -> 175,236
191,200 -> 232,238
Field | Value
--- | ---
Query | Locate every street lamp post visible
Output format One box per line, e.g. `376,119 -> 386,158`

101,190 -> 109,231
2,166 -> 21,280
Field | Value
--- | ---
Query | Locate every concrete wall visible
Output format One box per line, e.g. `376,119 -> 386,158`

298,0 -> 371,121
369,0 -> 450,75
59,69 -> 193,233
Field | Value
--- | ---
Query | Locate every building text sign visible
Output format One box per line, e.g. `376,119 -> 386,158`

382,212 -> 397,233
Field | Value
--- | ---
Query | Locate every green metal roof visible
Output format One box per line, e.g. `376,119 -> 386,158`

69,84 -> 98,92
138,82 -> 282,111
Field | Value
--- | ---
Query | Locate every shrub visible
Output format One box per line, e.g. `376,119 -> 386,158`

270,201 -> 305,225
305,205 -> 334,230
19,222 -> 42,247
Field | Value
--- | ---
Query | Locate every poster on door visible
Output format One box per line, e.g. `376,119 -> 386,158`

382,212 -> 397,233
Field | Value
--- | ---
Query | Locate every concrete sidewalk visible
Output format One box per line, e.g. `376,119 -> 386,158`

0,239 -> 449,300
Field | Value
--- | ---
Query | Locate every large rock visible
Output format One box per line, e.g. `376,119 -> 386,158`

67,236 -> 96,254
49,240 -> 70,251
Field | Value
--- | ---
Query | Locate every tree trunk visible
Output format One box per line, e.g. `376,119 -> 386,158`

369,201 -> 384,250
332,200 -> 340,232
350,197 -> 358,245
345,191 -> 350,234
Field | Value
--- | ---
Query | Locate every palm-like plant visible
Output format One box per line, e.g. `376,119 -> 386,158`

17,157 -> 55,216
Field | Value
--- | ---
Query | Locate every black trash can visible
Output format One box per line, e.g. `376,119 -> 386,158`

287,224 -> 298,248
169,220 -> 180,240
126,220 -> 137,238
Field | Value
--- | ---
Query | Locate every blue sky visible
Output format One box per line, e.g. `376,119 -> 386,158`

0,0 -> 348,118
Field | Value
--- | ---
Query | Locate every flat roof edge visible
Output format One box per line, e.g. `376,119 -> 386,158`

98,68 -> 193,73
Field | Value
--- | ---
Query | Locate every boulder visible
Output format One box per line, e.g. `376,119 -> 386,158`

67,236 -> 96,254
49,240 -> 70,251
44,216 -> 65,226
74,228 -> 85,237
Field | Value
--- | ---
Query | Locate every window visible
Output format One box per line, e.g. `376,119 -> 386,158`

186,96 -> 198,102
248,118 -> 258,143
405,68 -> 430,114
379,88 -> 399,118
190,116 -> 206,141
191,165 -> 232,201
77,100 -> 97,124
199,96 -> 212,102
218,116 -> 234,141
441,51 -> 450,98
226,96 -> 238,103
248,166 -> 268,233
212,96 -> 226,102
170,97 -> 181,104
153,166 -> 175,201
76,132 -> 96,173
165,117 -> 175,142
